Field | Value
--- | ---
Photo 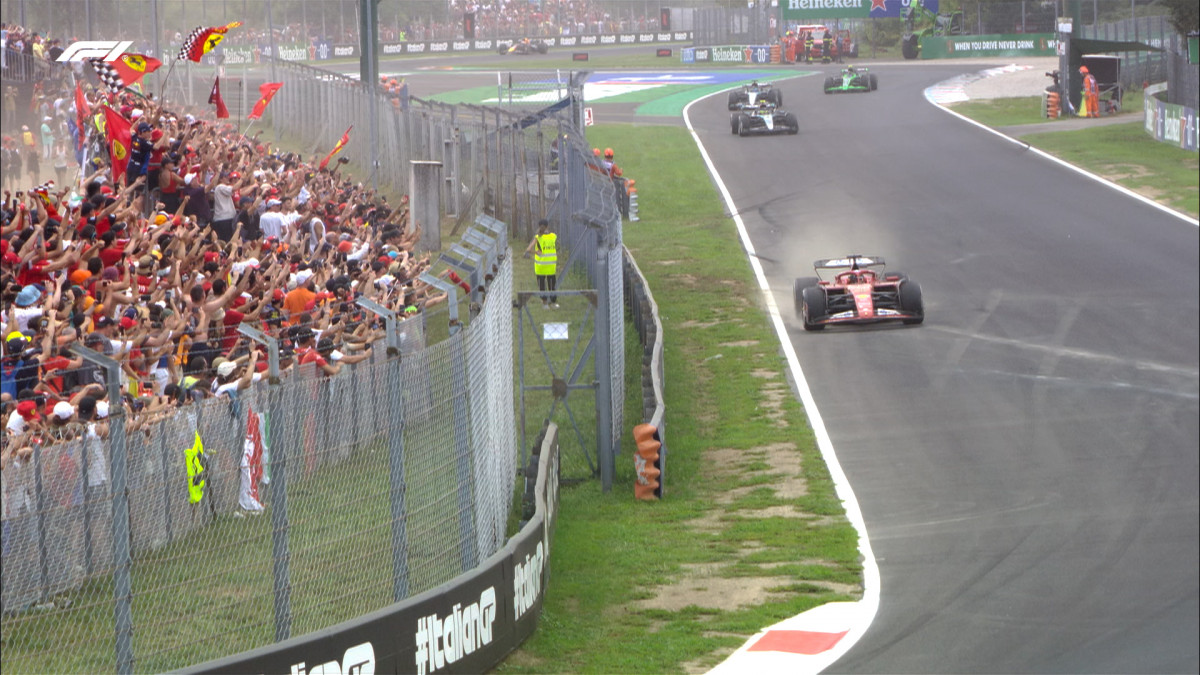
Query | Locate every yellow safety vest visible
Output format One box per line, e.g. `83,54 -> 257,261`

534,233 -> 557,276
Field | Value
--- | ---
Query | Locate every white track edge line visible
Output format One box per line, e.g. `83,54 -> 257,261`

683,87 -> 881,674
924,83 -> 1199,228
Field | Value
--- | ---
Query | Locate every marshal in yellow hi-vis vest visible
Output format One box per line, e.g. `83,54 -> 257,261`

533,232 -> 557,276
185,431 -> 207,504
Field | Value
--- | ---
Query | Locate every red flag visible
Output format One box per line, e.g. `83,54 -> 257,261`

74,83 -> 90,152
178,21 -> 242,62
209,76 -> 229,119
240,408 -> 266,511
111,53 -> 161,88
102,106 -> 133,184
247,82 -> 283,120
319,126 -> 353,170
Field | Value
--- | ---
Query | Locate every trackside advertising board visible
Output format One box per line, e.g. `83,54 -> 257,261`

1144,82 -> 1199,152
177,431 -> 561,675
920,34 -> 1056,58
189,32 -> 693,65
782,0 -> 937,20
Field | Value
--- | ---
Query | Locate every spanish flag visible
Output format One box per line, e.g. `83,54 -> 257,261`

102,105 -> 133,184
178,21 -> 242,62
319,126 -> 353,170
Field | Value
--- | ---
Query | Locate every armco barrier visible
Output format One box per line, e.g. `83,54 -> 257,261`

178,425 -> 560,675
623,249 -> 666,498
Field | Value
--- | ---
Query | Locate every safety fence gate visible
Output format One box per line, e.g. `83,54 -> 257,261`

516,289 -> 605,485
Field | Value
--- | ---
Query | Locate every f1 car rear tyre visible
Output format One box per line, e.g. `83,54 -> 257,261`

898,280 -> 924,325
537,43 -> 548,54
737,116 -> 749,136
728,92 -> 744,110
731,115 -> 740,135
869,73 -> 878,90
901,34 -> 920,60
801,285 -> 827,331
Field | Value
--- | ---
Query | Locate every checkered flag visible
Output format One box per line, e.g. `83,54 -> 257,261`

178,26 -> 206,61
88,59 -> 125,93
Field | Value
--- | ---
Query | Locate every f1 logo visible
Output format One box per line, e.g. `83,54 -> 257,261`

56,41 -> 134,62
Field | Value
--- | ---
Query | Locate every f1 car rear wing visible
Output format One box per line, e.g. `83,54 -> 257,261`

814,255 -> 885,270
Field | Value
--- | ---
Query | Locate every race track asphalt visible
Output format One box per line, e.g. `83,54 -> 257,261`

688,63 -> 1199,673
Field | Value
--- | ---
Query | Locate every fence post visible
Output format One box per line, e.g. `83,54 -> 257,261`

355,298 -> 409,601
71,344 -> 133,674
594,230 -> 615,493
236,324 -> 290,642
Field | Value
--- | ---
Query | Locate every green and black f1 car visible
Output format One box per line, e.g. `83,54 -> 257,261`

823,67 -> 878,94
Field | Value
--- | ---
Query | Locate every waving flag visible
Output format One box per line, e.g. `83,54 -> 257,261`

178,21 -> 243,62
209,76 -> 229,119
247,82 -> 283,120
239,408 -> 268,512
32,182 -> 60,221
102,105 -> 133,183
74,83 -> 90,151
319,126 -> 353,170
114,53 -> 161,84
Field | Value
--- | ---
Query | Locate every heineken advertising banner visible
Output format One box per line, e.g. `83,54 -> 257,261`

782,0 -> 937,21
919,34 -> 1056,59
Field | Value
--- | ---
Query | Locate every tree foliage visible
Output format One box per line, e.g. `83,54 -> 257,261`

1160,0 -> 1199,36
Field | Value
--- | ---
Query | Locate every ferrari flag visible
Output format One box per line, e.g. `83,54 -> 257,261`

209,76 -> 229,119
102,105 -> 133,183
89,53 -> 161,93
319,126 -> 353,170
247,82 -> 283,120
178,21 -> 243,62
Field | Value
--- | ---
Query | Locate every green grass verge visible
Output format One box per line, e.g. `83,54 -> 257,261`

947,89 -> 1146,127
497,125 -> 861,674
949,92 -> 1198,219
1022,122 -> 1199,218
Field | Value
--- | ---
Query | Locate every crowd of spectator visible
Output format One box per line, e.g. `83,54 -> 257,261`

1,54 -> 450,473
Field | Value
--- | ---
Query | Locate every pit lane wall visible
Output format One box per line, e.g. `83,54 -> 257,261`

1143,82 -> 1199,151
200,31 -> 694,65
175,426 -> 560,675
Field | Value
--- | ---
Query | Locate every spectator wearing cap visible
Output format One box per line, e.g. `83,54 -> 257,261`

236,194 -> 262,241
259,198 -> 285,240
212,349 -> 261,397
6,395 -> 43,436
126,122 -> 155,183
283,268 -> 317,321
11,284 -> 43,333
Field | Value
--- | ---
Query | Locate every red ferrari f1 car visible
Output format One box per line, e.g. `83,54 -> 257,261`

794,255 -> 924,330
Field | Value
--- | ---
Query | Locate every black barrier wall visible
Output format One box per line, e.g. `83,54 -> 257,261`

178,426 -> 560,675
